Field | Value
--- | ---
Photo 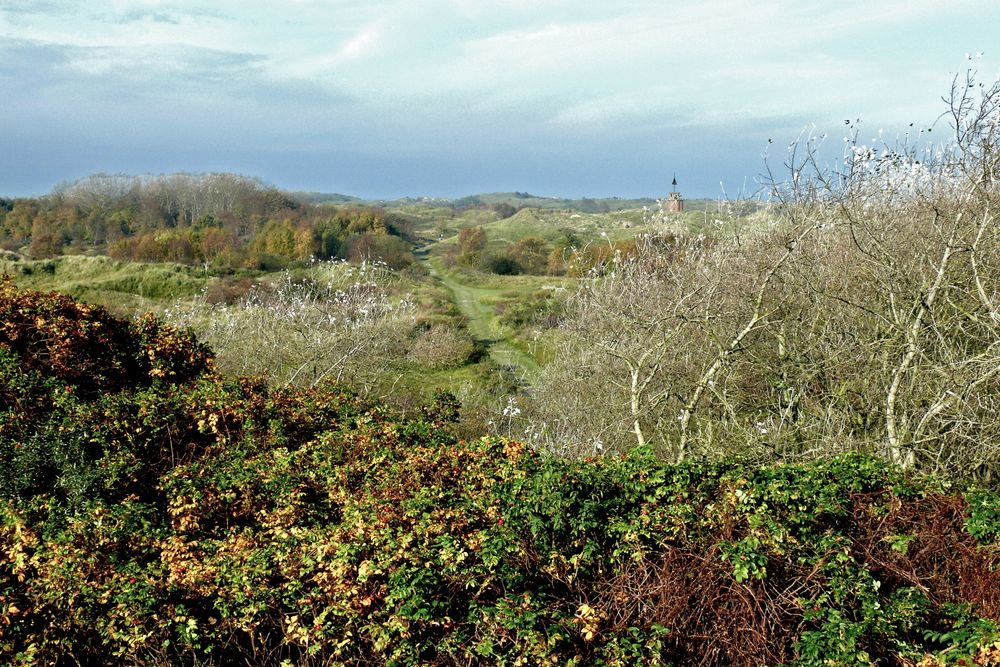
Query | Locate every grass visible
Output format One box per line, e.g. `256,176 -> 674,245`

387,361 -> 494,405
420,256 -> 560,377
0,253 -> 213,313
405,207 -> 501,244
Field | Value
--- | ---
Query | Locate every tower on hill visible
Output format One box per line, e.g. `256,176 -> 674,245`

667,173 -> 684,213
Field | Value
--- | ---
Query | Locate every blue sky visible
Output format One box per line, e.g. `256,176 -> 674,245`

1,1 -> 998,199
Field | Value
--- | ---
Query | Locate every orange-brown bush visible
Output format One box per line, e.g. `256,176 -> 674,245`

0,276 -> 212,394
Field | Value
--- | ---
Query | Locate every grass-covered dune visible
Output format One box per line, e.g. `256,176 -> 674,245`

2,279 -> 1000,666
0,253 -> 212,314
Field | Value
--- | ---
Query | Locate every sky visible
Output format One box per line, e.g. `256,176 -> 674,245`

1,1 -> 998,199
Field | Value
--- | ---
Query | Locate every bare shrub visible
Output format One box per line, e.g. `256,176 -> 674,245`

527,219 -> 820,462
526,67 -> 1000,480
165,259 -> 416,394
203,277 -> 254,305
407,323 -> 475,369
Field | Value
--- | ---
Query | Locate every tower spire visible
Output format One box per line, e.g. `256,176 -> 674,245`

667,172 -> 684,213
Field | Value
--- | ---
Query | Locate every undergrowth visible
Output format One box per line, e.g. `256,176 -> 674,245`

2,280 -> 1000,666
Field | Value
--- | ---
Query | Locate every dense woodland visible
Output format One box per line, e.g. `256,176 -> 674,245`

0,174 -> 417,271
0,174 -> 655,278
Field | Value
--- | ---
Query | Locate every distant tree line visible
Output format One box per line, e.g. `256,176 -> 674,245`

449,192 -> 654,216
0,173 -> 415,270
445,224 -> 641,277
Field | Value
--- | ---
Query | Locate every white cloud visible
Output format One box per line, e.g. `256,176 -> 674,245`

280,20 -> 386,80
339,23 -> 381,61
3,0 -> 1000,196
548,88 -> 677,128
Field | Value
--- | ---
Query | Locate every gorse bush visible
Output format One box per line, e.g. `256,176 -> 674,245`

0,276 -> 211,394
2,281 -> 1000,666
0,277 -> 215,509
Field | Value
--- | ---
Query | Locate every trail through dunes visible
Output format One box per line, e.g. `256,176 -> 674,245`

419,252 -> 540,377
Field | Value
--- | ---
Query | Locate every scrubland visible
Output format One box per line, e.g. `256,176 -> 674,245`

2,71 -> 1000,665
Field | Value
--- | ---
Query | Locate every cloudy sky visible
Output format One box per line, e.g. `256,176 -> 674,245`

1,1 -> 997,198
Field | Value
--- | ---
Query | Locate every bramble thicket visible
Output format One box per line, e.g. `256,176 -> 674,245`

2,278 -> 1000,666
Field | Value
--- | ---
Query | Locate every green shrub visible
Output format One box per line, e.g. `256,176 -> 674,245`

2,282 -> 999,666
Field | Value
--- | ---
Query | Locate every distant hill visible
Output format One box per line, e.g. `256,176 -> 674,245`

288,191 -> 364,205
469,207 -> 647,246
295,191 -> 664,213
451,192 -> 659,213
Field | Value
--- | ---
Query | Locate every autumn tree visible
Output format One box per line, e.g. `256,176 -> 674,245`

508,236 -> 550,274
457,226 -> 488,268
27,214 -> 64,259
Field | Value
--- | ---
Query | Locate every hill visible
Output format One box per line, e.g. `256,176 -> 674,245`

293,190 -> 676,214
452,192 -> 659,213
288,191 -> 365,205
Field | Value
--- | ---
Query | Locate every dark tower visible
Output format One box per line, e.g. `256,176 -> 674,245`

667,173 -> 684,213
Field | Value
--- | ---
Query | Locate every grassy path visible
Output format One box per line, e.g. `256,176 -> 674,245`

419,254 -> 540,377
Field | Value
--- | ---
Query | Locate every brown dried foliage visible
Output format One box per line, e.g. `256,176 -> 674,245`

852,492 -> 1000,622
595,490 -> 1000,667
0,275 -> 213,394
599,548 -> 814,666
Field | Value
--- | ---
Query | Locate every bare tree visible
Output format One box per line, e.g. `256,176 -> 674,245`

526,67 -> 1000,481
